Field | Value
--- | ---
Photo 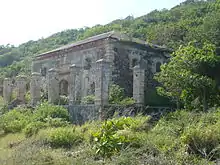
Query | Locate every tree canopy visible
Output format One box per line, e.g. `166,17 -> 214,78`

155,42 -> 220,111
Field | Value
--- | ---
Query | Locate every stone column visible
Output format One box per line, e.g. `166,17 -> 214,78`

0,78 -> 4,96
105,42 -> 115,85
133,65 -> 145,105
30,72 -> 41,106
95,59 -> 111,120
16,75 -> 27,103
69,64 -> 81,105
95,59 -> 110,106
48,68 -> 59,104
3,78 -> 12,104
82,70 -> 89,98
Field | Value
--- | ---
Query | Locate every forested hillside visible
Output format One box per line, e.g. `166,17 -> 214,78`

0,0 -> 220,78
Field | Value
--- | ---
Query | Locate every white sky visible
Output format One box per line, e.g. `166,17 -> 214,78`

0,0 -> 185,46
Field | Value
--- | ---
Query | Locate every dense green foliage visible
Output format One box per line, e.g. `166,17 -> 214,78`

108,84 -> 135,105
0,1 -> 220,164
0,105 -> 220,164
45,127 -> 83,148
92,116 -> 150,161
34,102 -> 70,122
81,95 -> 95,104
81,84 -> 135,105
155,42 -> 220,110
0,0 -> 220,78
0,102 -> 70,135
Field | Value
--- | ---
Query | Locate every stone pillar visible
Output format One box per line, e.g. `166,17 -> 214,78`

3,78 -> 12,104
48,68 -> 59,104
82,70 -> 89,98
95,59 -> 110,106
16,75 -> 27,103
105,42 -> 114,85
133,65 -> 145,105
30,72 -> 41,106
105,42 -> 115,62
0,78 -> 4,96
69,64 -> 81,105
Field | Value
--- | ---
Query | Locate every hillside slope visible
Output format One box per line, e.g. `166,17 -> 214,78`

0,0 -> 220,78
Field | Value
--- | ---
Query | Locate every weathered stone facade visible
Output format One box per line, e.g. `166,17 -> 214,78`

30,31 -> 170,106
3,78 -> 13,104
30,72 -> 41,105
2,76 -> 28,105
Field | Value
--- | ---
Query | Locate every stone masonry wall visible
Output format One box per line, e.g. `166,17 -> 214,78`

31,37 -> 170,106
112,44 -> 133,97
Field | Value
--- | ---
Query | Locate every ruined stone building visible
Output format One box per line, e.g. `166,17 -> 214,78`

30,31 -> 171,106
3,31 -> 171,106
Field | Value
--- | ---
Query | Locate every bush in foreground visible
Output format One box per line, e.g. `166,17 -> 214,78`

181,110 -> 220,160
0,110 -> 31,133
45,127 -> 83,148
0,106 -> 219,165
33,102 -> 70,122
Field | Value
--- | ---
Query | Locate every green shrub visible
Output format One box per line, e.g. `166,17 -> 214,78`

119,97 -> 135,106
34,102 -> 70,122
0,105 -> 9,115
57,95 -> 68,105
0,96 -> 5,109
110,116 -> 151,132
198,108 -> 220,126
109,84 -> 124,104
79,120 -> 102,143
81,95 -> 95,104
24,118 -> 70,138
127,116 -> 151,132
0,110 -> 30,133
13,107 -> 33,115
45,117 -> 70,128
91,116 -> 149,161
181,122 -> 220,160
148,110 -> 199,155
45,127 -> 83,148
25,91 -> 31,103
153,110 -> 200,137
23,121 -> 47,137
109,84 -> 135,105
92,120 -> 129,161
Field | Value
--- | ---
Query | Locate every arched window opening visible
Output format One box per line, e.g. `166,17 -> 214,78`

84,58 -> 92,70
41,67 -> 47,76
90,82 -> 95,95
156,62 -> 162,72
59,80 -> 69,96
132,58 -> 138,68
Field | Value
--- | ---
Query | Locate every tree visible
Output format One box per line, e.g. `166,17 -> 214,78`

155,42 -> 220,111
202,12 -> 220,46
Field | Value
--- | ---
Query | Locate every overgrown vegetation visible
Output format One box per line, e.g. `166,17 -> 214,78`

155,42 -> 220,110
0,0 -> 220,164
81,84 -> 135,105
0,103 -> 219,164
108,84 -> 135,105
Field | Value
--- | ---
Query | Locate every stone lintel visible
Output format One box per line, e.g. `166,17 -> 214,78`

48,68 -> 57,72
96,59 -> 111,64
133,64 -> 140,69
4,78 -> 11,81
31,72 -> 41,76
70,64 -> 81,69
